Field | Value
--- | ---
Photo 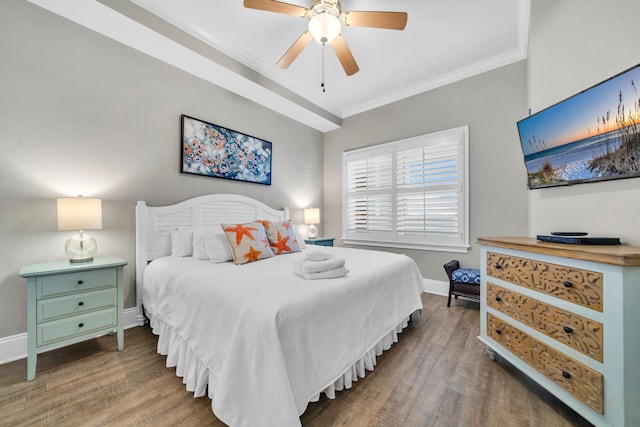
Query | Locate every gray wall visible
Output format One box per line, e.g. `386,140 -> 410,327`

0,1 -> 323,337
527,0 -> 640,244
323,61 -> 530,280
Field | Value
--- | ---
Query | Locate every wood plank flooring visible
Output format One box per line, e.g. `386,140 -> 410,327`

0,294 -> 593,426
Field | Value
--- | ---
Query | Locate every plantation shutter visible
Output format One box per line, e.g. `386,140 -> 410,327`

343,126 -> 468,251
345,153 -> 394,241
396,140 -> 461,245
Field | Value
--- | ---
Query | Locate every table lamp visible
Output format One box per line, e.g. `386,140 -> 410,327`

304,207 -> 320,239
57,196 -> 102,263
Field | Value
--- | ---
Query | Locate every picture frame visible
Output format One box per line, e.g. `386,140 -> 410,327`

181,114 -> 272,185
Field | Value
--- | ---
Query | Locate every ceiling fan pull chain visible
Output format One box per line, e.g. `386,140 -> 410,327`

321,44 -> 326,93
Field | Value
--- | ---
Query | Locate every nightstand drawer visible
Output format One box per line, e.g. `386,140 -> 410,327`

487,282 -> 603,362
304,237 -> 335,246
486,252 -> 603,311
37,268 -> 116,299
37,288 -> 117,323
37,307 -> 117,346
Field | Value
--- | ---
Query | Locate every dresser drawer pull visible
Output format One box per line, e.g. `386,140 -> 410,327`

495,296 -> 502,302
495,328 -> 502,335
563,326 -> 573,334
562,281 -> 573,288
78,301 -> 85,307
77,280 -> 84,285
494,263 -> 502,269
79,323 -> 85,328
562,371 -> 571,379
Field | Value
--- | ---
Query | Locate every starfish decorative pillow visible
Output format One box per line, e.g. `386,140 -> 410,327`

261,220 -> 302,255
221,221 -> 274,265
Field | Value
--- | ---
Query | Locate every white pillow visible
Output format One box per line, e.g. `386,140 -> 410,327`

293,223 -> 307,249
170,227 -> 193,257
193,228 -> 218,260
204,232 -> 234,263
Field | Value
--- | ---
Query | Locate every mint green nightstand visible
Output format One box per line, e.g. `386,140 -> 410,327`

304,237 -> 335,247
19,256 -> 127,381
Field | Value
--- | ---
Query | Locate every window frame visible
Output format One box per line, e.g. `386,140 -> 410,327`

341,126 -> 470,253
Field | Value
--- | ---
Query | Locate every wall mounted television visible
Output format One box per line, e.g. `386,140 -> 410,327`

517,63 -> 640,189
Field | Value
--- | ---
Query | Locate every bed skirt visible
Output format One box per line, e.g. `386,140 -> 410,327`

149,314 -> 412,417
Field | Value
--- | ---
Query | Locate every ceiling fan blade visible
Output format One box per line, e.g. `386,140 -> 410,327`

331,35 -> 359,76
342,11 -> 408,30
276,31 -> 313,69
244,0 -> 307,17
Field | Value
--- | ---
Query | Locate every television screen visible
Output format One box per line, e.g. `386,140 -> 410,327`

517,63 -> 640,189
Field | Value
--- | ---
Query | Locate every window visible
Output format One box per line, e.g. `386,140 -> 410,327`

342,126 -> 469,252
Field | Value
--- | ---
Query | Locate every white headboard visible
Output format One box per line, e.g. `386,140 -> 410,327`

135,194 -> 290,325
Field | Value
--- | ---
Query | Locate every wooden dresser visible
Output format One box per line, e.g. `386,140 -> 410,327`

477,237 -> 640,427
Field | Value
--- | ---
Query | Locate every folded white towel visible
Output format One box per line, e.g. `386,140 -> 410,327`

304,250 -> 333,262
293,257 -> 346,275
296,266 -> 349,280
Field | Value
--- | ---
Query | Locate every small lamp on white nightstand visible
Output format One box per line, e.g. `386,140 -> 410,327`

304,207 -> 320,239
57,196 -> 102,263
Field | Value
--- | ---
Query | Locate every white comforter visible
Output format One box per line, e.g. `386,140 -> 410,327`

143,247 -> 423,427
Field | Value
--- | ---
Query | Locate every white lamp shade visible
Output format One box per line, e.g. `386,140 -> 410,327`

308,12 -> 341,45
304,208 -> 320,225
57,197 -> 103,231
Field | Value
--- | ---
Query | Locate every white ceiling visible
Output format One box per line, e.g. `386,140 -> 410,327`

29,0 -> 529,132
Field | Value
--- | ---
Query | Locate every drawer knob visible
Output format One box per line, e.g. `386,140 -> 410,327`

494,263 -> 502,269
495,328 -> 502,335
77,280 -> 84,285
562,371 -> 571,379
78,301 -> 84,307
495,296 -> 502,302
562,281 -> 573,288
563,326 -> 573,334
78,323 -> 84,328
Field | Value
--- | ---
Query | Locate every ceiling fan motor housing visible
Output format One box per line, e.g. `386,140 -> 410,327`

308,0 -> 342,45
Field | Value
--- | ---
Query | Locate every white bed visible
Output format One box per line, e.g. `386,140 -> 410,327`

135,194 -> 424,427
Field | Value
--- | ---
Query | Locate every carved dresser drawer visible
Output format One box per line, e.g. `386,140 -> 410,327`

487,282 -> 603,362
487,313 -> 603,413
486,251 -> 603,311
478,237 -> 640,427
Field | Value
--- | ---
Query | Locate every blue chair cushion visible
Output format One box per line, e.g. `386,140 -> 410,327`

452,268 -> 481,285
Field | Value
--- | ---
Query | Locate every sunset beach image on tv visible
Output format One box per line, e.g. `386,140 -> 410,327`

517,64 -> 640,189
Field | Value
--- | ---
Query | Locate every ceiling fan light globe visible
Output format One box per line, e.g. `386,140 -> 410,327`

308,12 -> 341,45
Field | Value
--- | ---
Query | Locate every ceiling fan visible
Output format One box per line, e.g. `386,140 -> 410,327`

244,0 -> 408,76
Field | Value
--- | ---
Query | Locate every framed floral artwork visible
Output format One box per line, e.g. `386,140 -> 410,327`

181,114 -> 272,185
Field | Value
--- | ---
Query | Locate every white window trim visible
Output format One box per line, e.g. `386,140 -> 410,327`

342,126 -> 470,253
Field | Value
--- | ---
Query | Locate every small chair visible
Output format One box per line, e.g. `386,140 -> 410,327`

443,260 -> 481,307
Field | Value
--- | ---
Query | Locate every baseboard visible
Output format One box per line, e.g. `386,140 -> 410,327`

0,307 -> 140,366
0,333 -> 28,366
423,278 -> 449,296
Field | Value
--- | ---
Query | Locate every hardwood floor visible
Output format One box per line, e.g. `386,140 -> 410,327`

0,294 -> 593,426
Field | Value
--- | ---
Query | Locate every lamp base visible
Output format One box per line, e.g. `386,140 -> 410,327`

65,232 -> 97,264
69,257 -> 94,264
307,224 -> 318,239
